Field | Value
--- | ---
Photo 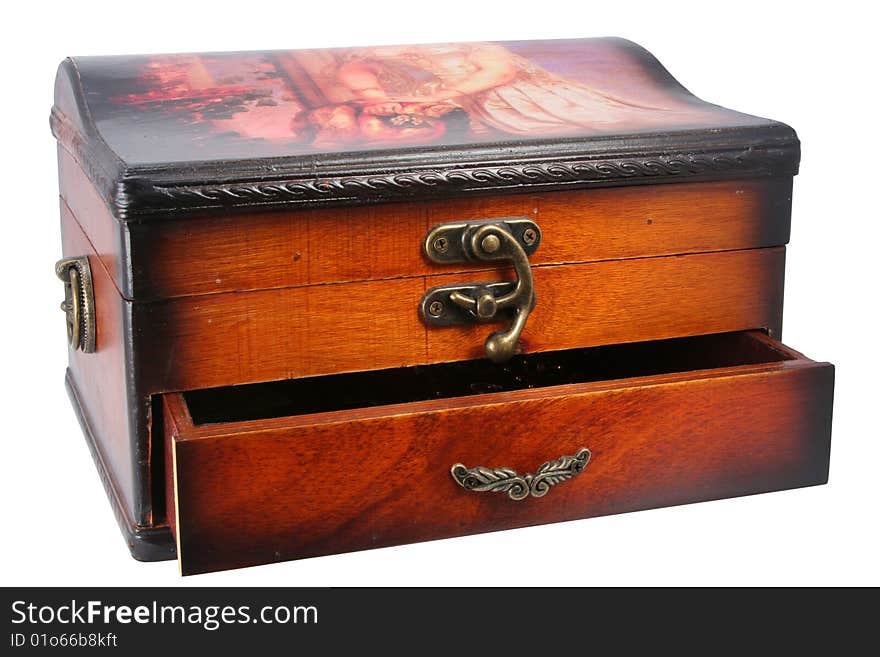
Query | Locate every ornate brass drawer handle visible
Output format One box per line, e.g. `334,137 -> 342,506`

55,256 -> 96,353
420,217 -> 540,363
451,448 -> 591,500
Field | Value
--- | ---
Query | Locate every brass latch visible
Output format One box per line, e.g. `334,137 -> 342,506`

55,256 -> 96,353
419,217 -> 540,363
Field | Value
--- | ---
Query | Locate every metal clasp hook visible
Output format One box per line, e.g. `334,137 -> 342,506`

420,218 -> 540,363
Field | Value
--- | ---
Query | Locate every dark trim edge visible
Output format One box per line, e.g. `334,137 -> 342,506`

65,369 -> 175,562
50,104 -> 800,222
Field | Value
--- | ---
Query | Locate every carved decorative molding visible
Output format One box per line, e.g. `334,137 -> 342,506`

145,150 -> 783,211
51,105 -> 798,220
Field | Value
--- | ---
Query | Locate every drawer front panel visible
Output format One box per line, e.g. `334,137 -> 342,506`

166,344 -> 833,575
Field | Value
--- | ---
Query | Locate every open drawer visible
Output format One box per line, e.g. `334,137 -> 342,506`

164,331 -> 834,575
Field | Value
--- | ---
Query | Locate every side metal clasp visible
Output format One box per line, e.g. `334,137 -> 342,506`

419,217 -> 540,363
55,256 -> 96,353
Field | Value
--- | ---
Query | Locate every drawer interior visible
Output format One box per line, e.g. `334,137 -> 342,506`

183,330 -> 800,426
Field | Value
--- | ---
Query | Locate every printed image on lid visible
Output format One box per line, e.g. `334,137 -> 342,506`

74,40 -> 770,162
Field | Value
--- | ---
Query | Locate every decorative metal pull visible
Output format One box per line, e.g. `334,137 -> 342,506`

55,256 -> 96,353
420,217 -> 540,363
451,448 -> 591,501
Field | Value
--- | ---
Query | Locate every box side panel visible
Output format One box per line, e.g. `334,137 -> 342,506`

59,200 -> 137,521
58,147 -> 129,297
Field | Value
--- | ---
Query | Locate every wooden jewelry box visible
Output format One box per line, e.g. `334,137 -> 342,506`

52,38 -> 834,575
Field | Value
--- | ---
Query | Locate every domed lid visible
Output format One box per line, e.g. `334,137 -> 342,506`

52,38 -> 798,221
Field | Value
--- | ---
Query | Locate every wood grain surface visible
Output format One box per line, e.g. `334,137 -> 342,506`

128,178 -> 790,300
136,247 -> 784,392
58,148 -> 123,295
60,199 -> 136,519
166,334 -> 834,575
57,141 -> 803,567
58,148 -> 792,301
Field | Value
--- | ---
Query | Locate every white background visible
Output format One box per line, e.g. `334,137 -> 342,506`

2,0 -> 877,586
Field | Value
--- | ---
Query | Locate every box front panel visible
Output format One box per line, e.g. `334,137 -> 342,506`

57,138 -> 795,560
124,178 -> 791,300
135,247 -> 784,393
